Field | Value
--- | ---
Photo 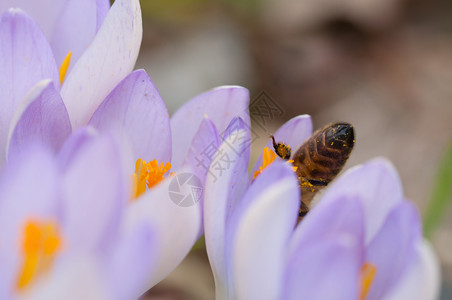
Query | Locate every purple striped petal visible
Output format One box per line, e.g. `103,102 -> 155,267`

0,9 -> 59,164
321,158 -> 404,244
171,86 -> 250,170
251,115 -> 312,177
89,70 -> 171,163
61,0 -> 142,128
365,201 -> 421,300
7,80 -> 71,161
234,171 -> 299,300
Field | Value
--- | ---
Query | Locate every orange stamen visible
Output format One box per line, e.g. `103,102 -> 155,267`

253,147 -> 297,179
359,262 -> 377,300
59,51 -> 72,85
132,158 -> 172,199
16,219 -> 61,290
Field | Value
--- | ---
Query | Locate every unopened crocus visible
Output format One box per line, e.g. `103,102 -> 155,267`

204,115 -> 440,300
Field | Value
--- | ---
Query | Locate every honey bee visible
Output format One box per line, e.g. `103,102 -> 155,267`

272,122 -> 355,218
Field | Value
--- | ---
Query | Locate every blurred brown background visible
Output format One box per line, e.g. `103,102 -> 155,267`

135,0 -> 452,299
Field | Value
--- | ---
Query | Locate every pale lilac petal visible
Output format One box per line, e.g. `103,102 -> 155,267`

171,86 -> 250,170
49,0 -> 110,68
224,162 -> 298,299
0,1 -> 64,37
124,168 -> 202,288
59,133 -> 127,253
203,130 -> 250,299
105,220 -> 158,300
7,80 -> 71,161
365,202 -> 421,300
234,175 -> 299,300
383,240 -> 440,300
283,237 -> 361,300
0,146 -> 59,298
0,9 -> 59,164
289,196 -> 365,254
61,0 -> 142,128
23,256 -> 107,300
182,117 -> 219,197
57,127 -> 98,170
89,69 -> 171,163
0,1 -> 110,68
321,158 -> 404,243
251,115 -> 313,176
220,117 -> 252,215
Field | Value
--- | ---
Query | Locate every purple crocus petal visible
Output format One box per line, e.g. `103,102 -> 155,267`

170,86 -> 250,170
49,0 -> 110,69
365,201 -> 421,300
289,196 -> 365,254
182,117 -> 219,197
124,168 -> 202,288
105,220 -> 158,300
233,172 -> 299,300
7,80 -> 71,161
224,162 -> 298,299
57,127 -> 97,170
89,70 -> 171,163
204,130 -> 249,299
0,1 -> 66,38
321,158 -> 404,243
221,117 -> 252,214
23,256 -> 107,300
0,1 -> 109,67
0,146 -> 59,298
61,0 -> 142,128
250,115 -> 313,177
384,240 -> 440,300
283,237 -> 361,300
59,133 -> 127,253
0,9 -> 59,164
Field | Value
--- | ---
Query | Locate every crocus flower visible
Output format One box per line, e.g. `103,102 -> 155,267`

204,115 -> 440,300
0,0 -> 141,167
0,129 -> 158,300
1,0 -> 254,291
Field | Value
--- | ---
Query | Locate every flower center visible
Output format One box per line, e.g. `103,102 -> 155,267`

59,51 -> 72,85
253,147 -> 297,179
132,158 -> 172,199
359,262 -> 377,300
16,219 -> 61,291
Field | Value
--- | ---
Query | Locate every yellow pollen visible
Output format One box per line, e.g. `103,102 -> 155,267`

253,147 -> 297,179
17,219 -> 61,291
59,51 -> 72,85
132,158 -> 172,199
359,262 -> 377,300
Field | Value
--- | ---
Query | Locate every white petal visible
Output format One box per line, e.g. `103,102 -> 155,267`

61,0 -> 142,128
